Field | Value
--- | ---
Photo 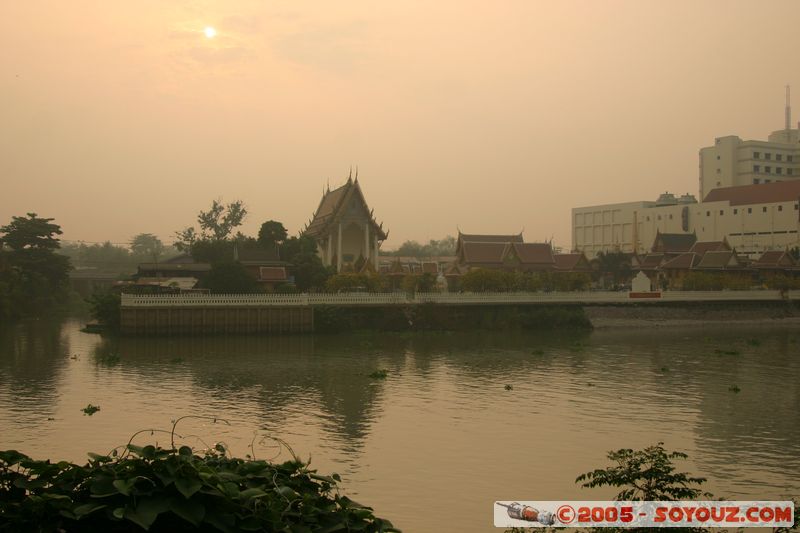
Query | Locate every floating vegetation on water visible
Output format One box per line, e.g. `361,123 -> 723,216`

530,349 -> 545,355
728,384 -> 741,393
96,352 -> 120,366
714,349 -> 740,356
504,384 -> 513,391
660,367 -> 669,372
170,357 -> 184,364
82,404 -> 101,416
369,369 -> 388,380
746,338 -> 762,347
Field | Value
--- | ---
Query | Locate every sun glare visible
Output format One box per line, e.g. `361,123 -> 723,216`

203,26 -> 217,39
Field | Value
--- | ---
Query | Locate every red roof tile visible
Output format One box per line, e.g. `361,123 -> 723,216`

259,267 -> 288,282
660,253 -> 700,270
689,240 -> 730,255
554,253 -> 590,271
512,243 -> 555,264
703,180 -> 800,206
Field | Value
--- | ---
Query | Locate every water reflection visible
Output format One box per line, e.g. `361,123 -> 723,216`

0,318 -> 70,418
0,322 -> 798,532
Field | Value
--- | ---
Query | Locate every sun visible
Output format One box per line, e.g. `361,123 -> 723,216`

203,26 -> 217,39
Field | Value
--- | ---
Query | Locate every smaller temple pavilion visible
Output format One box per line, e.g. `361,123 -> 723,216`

302,173 -> 388,272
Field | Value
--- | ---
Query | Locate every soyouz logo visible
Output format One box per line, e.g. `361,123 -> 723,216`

494,501 -> 795,528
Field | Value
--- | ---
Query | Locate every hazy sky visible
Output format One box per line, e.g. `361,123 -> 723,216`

2,1 -> 799,250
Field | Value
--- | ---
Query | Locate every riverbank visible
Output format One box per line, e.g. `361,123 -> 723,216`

585,300 -> 800,329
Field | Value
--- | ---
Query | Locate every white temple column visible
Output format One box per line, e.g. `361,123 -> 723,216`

364,224 -> 370,261
337,222 -> 343,272
326,233 -> 332,266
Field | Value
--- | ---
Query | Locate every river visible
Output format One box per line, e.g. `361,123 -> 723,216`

0,319 -> 798,532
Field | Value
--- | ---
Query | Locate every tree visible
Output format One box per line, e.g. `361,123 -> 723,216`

201,262 -> 259,293
281,235 -> 331,291
258,221 -> 288,249
0,213 -> 71,315
593,251 -> 632,288
130,233 -> 165,262
390,236 -> 456,257
175,199 -> 247,251
0,213 -> 63,251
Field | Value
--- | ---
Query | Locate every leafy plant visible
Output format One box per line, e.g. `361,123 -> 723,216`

369,369 -> 388,380
0,444 -> 399,532
575,442 -> 710,501
729,384 -> 741,393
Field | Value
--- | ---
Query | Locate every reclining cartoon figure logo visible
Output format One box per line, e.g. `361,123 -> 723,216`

496,502 -> 556,526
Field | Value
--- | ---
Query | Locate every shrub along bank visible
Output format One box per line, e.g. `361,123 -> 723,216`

0,445 -> 398,532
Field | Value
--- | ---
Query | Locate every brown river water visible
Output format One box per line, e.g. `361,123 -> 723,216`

1,318 -> 798,532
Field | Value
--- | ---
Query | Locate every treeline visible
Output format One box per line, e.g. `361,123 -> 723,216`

0,214 -> 72,320
60,234 -> 179,275
382,236 -> 456,257
172,200 -> 332,293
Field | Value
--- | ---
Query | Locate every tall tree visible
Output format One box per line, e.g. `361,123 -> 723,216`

0,213 -> 63,251
130,233 -> 165,262
258,220 -> 288,249
175,199 -> 247,251
0,213 -> 71,315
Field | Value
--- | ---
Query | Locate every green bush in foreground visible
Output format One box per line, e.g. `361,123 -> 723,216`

0,445 -> 398,532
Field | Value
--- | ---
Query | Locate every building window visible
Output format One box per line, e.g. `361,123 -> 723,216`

789,168 -> 794,175
716,155 -> 720,160
733,209 -> 738,215
748,208 -> 752,214
778,205 -> 783,211
777,154 -> 783,161
765,153 -> 772,160
763,206 -> 767,213
706,211 -> 710,217
795,203 -> 799,210
753,178 -> 760,184
669,214 -> 673,219
754,152 -> 761,159
754,165 -> 760,172
788,155 -> 793,162
719,210 -> 724,216
657,215 -> 661,220
765,166 -> 772,173
646,216 -> 650,221
777,167 -> 783,174
765,179 -> 771,183
716,168 -> 721,174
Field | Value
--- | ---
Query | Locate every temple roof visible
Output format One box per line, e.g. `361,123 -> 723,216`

303,177 -> 387,241
660,252 -> 700,270
689,239 -> 730,255
651,231 -> 697,254
695,250 -> 742,270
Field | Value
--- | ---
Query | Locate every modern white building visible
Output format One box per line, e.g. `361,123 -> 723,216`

699,87 -> 800,198
573,89 -> 800,259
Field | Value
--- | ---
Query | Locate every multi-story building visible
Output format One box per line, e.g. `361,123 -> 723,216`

573,90 -> 800,259
699,88 -> 800,198
573,182 -> 800,259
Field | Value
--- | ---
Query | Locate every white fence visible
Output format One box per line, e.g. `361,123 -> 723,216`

120,290 -> 797,308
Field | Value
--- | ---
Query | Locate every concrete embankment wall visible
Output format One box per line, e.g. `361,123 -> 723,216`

584,300 -> 800,329
120,306 -> 314,335
119,299 -> 800,335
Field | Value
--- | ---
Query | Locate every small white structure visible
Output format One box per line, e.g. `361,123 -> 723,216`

631,271 -> 652,293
